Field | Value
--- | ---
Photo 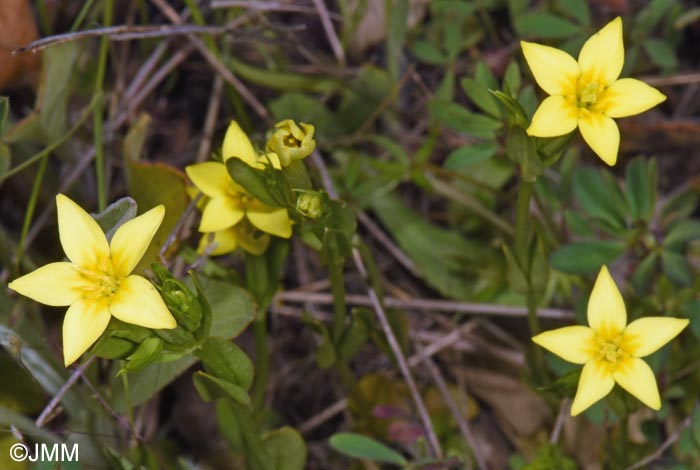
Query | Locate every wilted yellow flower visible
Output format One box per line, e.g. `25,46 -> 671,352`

533,266 -> 687,416
266,119 -> 316,167
522,17 -> 666,165
9,195 -> 176,366
185,161 -> 292,238
197,220 -> 270,256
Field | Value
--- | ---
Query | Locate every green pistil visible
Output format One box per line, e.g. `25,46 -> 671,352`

579,82 -> 598,108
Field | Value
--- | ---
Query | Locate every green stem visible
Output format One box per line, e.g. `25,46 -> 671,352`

0,96 -> 98,184
15,155 -> 48,270
329,255 -> 347,343
250,319 -> 269,411
93,0 -> 114,211
514,180 -> 534,260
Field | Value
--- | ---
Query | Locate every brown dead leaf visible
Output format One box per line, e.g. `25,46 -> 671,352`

461,367 -> 551,439
0,0 -> 41,90
346,0 -> 431,55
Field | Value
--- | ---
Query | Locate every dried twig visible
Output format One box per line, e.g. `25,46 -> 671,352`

275,291 -> 575,319
626,415 -> 691,469
196,75 -> 225,162
417,343 -> 486,470
312,0 -> 345,65
310,150 -> 443,458
35,357 -> 95,427
298,321 -> 481,434
15,23 -> 246,53
212,0 -> 341,19
151,0 -> 269,119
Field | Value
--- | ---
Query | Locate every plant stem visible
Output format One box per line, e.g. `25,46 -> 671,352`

93,0 -> 114,211
328,252 -> 347,343
251,318 -> 269,411
514,180 -> 534,260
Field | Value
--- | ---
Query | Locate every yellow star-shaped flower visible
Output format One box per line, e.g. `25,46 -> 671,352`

185,161 -> 292,237
9,194 -> 177,366
533,266 -> 688,416
521,17 -> 666,166
196,220 -> 270,256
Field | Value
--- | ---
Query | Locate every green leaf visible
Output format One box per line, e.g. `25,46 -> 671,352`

502,243 -> 529,294
444,142 -> 498,169
644,38 -> 678,69
196,338 -> 254,390
38,43 -> 80,141
244,238 -> 290,311
111,356 -> 197,412
92,196 -> 138,240
490,89 -> 529,128
632,252 -> 658,292
506,126 -> 542,182
550,241 -> 626,274
661,249 -> 692,285
226,158 -> 284,207
474,61 -> 498,90
0,142 -> 10,178
503,61 -> 521,96
690,402 -> 700,450
555,0 -> 590,25
259,427 -> 308,470
625,157 -> 656,222
0,97 -> 8,136
193,371 -> 251,405
337,310 -> 370,361
302,313 -> 337,369
125,161 -> 189,273
0,353 -> 44,414
461,77 -> 501,118
195,277 -> 256,340
371,192 -> 496,300
663,220 -> 700,247
515,12 -> 581,39
121,337 -> 163,374
573,168 -> 628,231
329,433 -> 407,465
429,99 -> 501,139
411,40 -> 446,65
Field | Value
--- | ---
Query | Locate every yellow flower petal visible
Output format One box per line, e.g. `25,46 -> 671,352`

62,298 -> 111,366
246,201 -> 292,238
598,78 -> 667,118
612,357 -> 660,410
622,317 -> 689,358
587,266 -> 626,337
200,196 -> 246,232
571,359 -> 615,416
527,96 -> 579,137
197,229 -> 239,256
185,162 -> 230,198
110,205 -> 165,278
9,262 -> 86,306
578,111 -> 620,166
234,225 -> 270,255
520,41 -> 579,96
222,120 -> 257,165
109,275 -> 176,329
532,326 -> 596,364
578,17 -> 623,86
56,194 -> 109,268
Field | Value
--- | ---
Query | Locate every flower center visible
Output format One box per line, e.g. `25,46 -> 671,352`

578,81 -> 599,108
77,259 -> 120,300
284,134 -> 301,148
594,334 -> 627,366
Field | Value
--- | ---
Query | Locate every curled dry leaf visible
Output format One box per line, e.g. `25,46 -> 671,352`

0,0 -> 41,90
